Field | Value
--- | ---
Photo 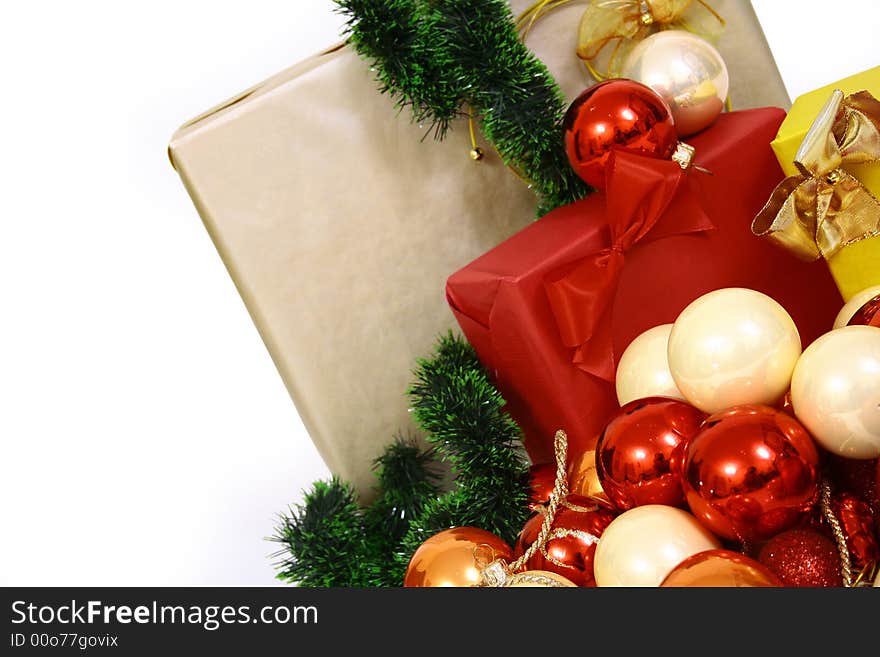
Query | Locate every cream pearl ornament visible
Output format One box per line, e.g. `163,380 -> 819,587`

833,285 -> 880,329
790,326 -> 880,459
667,288 -> 802,414
616,324 -> 685,406
593,505 -> 721,587
621,30 -> 729,138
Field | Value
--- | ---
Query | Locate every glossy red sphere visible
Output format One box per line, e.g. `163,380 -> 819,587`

847,293 -> 880,327
528,462 -> 557,510
514,496 -> 616,587
596,397 -> 705,510
682,405 -> 821,542
564,79 -> 678,189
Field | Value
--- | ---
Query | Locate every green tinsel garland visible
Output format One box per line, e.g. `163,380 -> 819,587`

398,332 -> 531,561
272,437 -> 441,587
273,333 -> 531,586
335,0 -> 591,214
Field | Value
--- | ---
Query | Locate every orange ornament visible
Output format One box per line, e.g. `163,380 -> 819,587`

661,549 -> 783,587
567,449 -> 614,509
403,527 -> 513,587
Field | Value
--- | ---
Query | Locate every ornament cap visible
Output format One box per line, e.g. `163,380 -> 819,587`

478,558 -> 510,586
639,0 -> 654,25
671,141 -> 696,170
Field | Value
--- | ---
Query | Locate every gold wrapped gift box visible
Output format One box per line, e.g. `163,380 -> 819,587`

169,44 -> 536,498
169,1 -> 790,497
769,66 -> 880,302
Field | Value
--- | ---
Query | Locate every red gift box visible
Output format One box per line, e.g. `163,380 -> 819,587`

446,108 -> 843,464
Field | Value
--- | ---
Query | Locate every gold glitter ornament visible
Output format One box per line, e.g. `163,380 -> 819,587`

503,570 -> 577,587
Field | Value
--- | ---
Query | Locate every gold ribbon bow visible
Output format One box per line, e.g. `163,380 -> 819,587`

752,89 -> 880,262
572,0 -> 724,79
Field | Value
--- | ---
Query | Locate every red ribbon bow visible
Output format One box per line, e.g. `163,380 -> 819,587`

544,151 -> 715,381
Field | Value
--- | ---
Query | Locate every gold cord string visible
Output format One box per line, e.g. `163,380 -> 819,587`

509,430 -> 570,572
695,0 -> 725,27
466,112 -> 484,161
538,527 -> 600,569
852,560 -> 878,587
561,497 -> 599,513
509,429 -> 568,571
819,479 -> 853,588
476,430 -> 571,585
516,0 -> 579,37
518,0 -> 600,80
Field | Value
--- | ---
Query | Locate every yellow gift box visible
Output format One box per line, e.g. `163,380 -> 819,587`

770,67 -> 880,301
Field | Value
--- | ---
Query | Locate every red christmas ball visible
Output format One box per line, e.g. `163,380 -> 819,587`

758,529 -> 843,587
832,491 -> 880,568
847,293 -> 880,327
596,397 -> 705,510
514,495 -> 616,587
826,454 -> 880,513
563,79 -> 678,189
528,462 -> 557,510
682,405 -> 821,542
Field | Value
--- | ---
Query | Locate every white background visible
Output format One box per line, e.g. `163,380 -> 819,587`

1,1 -> 877,586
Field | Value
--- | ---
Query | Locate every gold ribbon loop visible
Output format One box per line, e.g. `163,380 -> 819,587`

752,89 -> 880,262
835,91 -> 880,163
